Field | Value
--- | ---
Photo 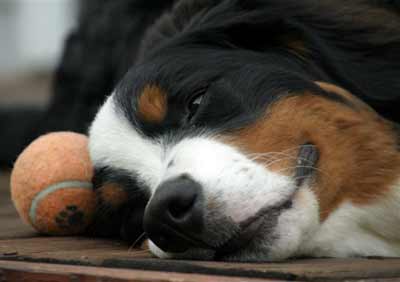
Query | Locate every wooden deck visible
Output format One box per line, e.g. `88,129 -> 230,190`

1,171 -> 400,282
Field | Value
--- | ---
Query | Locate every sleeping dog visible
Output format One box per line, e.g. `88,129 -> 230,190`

37,0 -> 400,261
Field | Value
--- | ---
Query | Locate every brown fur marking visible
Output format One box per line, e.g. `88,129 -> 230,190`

138,85 -> 167,123
224,86 -> 400,221
282,35 -> 309,59
315,81 -> 375,113
98,183 -> 128,208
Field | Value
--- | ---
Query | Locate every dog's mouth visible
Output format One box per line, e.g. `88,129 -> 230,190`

149,144 -> 319,259
213,199 -> 292,259
213,144 -> 319,259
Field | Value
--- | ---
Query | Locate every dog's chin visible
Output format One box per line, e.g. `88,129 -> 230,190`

148,240 -> 216,260
147,213 -> 277,262
147,200 -> 287,261
148,187 -> 320,262
147,206 -> 286,261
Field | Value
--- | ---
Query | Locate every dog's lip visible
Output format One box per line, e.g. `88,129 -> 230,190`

158,145 -> 317,257
214,199 -> 292,259
149,221 -> 212,253
213,145 -> 316,259
212,145 -> 316,259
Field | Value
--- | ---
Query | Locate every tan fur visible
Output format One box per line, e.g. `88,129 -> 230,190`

137,85 -> 167,123
224,85 -> 400,220
315,81 -> 375,113
97,183 -> 128,208
281,35 -> 309,60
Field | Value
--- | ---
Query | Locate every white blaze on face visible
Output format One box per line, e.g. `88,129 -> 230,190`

88,95 -> 164,190
162,137 -> 295,224
89,95 -> 297,224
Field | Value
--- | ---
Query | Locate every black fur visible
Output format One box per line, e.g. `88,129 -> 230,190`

91,166 -> 149,241
110,0 -> 400,142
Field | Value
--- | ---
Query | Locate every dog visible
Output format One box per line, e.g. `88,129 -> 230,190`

87,0 -> 400,261
3,0 -> 400,261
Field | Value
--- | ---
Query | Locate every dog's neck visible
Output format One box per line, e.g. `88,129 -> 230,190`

298,176 -> 400,258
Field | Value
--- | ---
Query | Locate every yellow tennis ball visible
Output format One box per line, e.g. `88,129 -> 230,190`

10,132 -> 95,235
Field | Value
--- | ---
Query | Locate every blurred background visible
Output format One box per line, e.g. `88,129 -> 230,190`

0,0 -> 77,105
0,0 -> 78,190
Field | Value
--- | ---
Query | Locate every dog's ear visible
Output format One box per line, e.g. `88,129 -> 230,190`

217,1 -> 400,123
138,0 -> 221,60
139,0 -> 400,123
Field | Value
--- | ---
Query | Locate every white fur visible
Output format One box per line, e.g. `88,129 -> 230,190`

149,138 -> 299,260
268,187 -> 320,260
298,183 -> 400,258
164,137 -> 295,223
148,240 -> 172,259
89,95 -> 164,190
148,239 -> 216,260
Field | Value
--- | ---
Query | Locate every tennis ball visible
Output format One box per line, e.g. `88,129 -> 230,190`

10,132 -> 95,235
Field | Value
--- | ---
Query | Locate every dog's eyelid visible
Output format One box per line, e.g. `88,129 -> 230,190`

186,93 -> 204,122
192,95 -> 203,105
185,85 -> 209,122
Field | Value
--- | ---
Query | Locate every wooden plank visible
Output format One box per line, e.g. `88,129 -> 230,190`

2,237 -> 400,281
0,260 -> 283,282
3,172 -> 400,281
0,237 -> 150,264
101,257 -> 400,281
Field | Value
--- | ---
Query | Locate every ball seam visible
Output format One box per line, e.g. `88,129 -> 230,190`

29,181 -> 93,225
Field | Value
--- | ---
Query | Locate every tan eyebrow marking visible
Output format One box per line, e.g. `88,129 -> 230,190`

97,183 -> 128,208
137,85 -> 168,123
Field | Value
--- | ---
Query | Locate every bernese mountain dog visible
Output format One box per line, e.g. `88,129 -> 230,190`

4,0 -> 400,261
88,0 -> 400,261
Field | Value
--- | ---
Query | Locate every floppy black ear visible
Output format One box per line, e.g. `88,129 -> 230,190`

138,0 -> 221,60
139,0 -> 400,124
294,3 -> 400,124
216,0 -> 400,124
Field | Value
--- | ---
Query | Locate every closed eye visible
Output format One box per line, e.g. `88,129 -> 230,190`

187,93 -> 205,122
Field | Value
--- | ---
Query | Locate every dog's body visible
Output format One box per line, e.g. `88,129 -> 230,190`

3,0 -> 400,261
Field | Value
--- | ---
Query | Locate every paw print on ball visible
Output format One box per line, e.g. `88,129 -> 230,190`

55,205 -> 85,229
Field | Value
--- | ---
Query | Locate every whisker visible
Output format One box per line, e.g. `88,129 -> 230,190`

246,144 -> 316,159
248,151 -> 295,160
257,155 -> 316,170
128,232 -> 147,252
249,152 -> 316,167
274,165 -> 331,181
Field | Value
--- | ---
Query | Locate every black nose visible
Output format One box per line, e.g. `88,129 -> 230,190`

143,175 -> 204,253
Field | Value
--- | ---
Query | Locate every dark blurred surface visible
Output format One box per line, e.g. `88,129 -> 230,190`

0,0 -> 77,170
0,73 -> 52,170
0,72 -> 52,230
0,170 -> 36,237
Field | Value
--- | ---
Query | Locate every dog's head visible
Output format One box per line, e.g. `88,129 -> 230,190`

88,0 -> 400,261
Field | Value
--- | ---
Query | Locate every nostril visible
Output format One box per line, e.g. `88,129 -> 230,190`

168,194 -> 196,220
